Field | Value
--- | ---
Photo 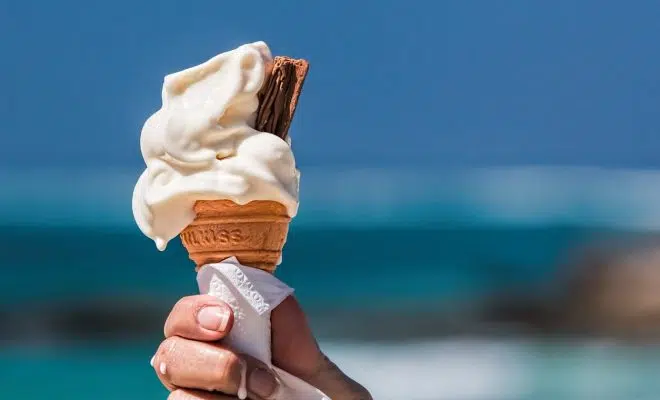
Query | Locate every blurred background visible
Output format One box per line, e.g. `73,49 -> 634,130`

2,0 -> 660,399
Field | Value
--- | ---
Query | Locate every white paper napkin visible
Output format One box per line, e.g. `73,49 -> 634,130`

197,257 -> 330,400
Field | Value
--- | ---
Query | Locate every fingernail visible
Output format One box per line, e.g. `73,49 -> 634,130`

150,356 -> 155,367
248,368 -> 278,398
197,306 -> 229,331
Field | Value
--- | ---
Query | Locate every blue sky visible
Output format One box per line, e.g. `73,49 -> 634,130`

2,0 -> 659,169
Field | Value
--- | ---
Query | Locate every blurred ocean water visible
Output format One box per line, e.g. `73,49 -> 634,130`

2,167 -> 660,399
4,167 -> 658,305
4,166 -> 660,229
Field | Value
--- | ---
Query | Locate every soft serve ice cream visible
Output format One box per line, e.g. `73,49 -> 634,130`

132,41 -> 299,250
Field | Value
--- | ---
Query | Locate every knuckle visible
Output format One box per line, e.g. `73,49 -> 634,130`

172,295 -> 198,313
157,336 -> 181,360
164,296 -> 198,337
163,319 -> 172,338
214,351 -> 242,390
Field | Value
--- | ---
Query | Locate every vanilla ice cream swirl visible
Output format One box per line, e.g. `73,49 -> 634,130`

132,42 -> 299,250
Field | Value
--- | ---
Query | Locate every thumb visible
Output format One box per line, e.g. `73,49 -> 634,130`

271,296 -> 372,399
271,296 -> 321,376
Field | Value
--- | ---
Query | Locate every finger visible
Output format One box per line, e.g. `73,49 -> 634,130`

153,336 -> 280,399
271,296 -> 324,378
154,336 -> 240,394
164,295 -> 233,341
168,388 -> 236,400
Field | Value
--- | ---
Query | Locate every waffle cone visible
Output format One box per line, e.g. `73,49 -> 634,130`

180,200 -> 291,273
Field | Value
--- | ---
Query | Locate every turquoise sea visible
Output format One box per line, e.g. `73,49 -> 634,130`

3,167 -> 660,399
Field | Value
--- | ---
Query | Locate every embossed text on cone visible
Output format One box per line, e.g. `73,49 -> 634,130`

180,200 -> 290,272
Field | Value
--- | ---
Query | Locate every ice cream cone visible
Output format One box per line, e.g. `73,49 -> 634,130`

179,200 -> 291,273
